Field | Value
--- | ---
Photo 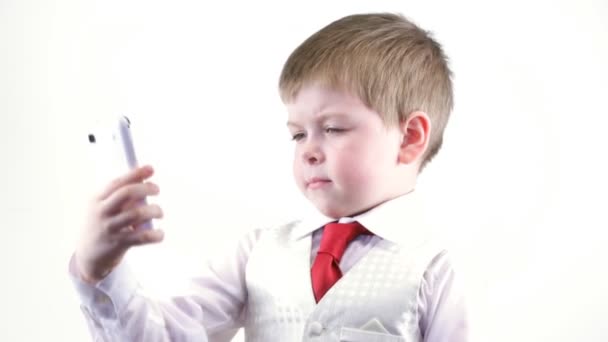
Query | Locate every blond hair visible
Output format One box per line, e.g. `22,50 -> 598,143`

279,13 -> 453,171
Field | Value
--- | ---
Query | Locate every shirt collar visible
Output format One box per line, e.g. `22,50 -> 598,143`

292,189 -> 433,246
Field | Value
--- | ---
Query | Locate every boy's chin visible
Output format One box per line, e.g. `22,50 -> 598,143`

312,201 -> 355,220
306,191 -> 382,219
310,201 -> 343,219
310,196 -> 386,219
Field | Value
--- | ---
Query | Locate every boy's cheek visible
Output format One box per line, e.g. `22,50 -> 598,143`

291,163 -> 306,188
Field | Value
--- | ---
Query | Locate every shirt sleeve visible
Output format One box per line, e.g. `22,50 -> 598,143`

418,250 -> 471,342
68,228 -> 262,342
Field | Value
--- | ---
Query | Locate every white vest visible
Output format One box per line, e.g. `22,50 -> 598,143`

243,221 -> 443,342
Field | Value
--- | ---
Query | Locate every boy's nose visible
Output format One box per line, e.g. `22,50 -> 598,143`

302,141 -> 324,165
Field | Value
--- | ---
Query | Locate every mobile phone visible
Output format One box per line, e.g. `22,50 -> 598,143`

87,115 -> 154,230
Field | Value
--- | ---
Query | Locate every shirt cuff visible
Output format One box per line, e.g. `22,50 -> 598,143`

68,253 -> 140,320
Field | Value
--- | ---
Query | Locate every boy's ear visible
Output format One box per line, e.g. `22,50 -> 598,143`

397,111 -> 431,165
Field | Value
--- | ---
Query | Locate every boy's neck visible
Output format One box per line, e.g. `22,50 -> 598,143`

340,186 -> 417,219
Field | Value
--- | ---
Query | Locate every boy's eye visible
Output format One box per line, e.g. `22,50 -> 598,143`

325,127 -> 344,134
291,132 -> 305,141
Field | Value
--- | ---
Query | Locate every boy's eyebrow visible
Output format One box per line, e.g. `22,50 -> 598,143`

286,121 -> 300,128
286,112 -> 349,128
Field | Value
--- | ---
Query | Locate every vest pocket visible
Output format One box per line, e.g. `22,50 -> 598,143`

340,327 -> 407,342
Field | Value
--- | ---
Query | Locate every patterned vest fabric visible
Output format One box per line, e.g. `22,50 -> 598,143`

243,221 -> 444,342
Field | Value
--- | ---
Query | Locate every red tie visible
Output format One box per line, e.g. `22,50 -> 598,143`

311,221 -> 370,303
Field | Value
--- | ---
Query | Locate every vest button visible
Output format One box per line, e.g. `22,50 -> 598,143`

308,321 -> 324,336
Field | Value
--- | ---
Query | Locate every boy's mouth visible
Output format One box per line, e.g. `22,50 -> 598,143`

306,177 -> 332,189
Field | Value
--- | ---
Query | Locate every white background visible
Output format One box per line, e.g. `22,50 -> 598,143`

1,0 -> 607,341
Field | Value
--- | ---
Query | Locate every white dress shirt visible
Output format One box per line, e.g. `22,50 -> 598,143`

69,190 -> 469,341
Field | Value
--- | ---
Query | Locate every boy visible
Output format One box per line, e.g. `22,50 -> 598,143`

70,12 -> 469,341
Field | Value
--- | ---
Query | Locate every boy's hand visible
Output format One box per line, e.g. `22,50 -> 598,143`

74,165 -> 164,284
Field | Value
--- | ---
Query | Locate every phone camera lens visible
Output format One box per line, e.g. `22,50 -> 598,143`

88,134 -> 96,143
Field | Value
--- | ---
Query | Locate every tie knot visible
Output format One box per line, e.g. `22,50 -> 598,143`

318,221 -> 370,262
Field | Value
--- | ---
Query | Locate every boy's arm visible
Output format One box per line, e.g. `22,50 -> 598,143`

418,250 -> 471,342
69,228 -> 260,342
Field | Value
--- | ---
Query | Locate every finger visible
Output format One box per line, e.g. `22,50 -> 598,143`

117,228 -> 165,247
128,204 -> 164,230
105,204 -> 164,233
101,182 -> 159,216
97,165 -> 155,201
120,182 -> 159,210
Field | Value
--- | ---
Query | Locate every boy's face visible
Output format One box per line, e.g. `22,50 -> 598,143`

286,84 -> 405,219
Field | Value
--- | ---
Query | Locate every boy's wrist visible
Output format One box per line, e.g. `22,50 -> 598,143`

69,252 -> 140,318
79,267 -> 109,285
74,254 -> 113,285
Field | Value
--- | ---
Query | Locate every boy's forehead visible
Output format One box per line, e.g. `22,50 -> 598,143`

286,85 -> 364,119
291,84 -> 355,104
